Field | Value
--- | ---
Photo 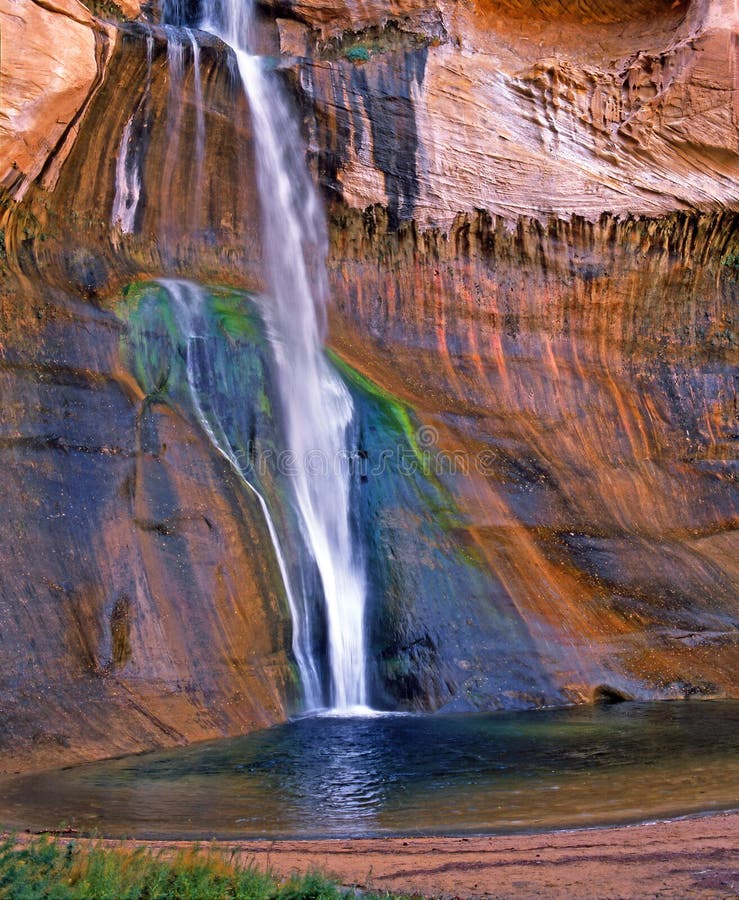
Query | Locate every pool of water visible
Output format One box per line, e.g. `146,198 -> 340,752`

1,702 -> 737,839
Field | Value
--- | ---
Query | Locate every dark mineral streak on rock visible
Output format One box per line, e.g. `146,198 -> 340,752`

290,36 -> 428,226
109,596 -> 133,669
362,47 -> 427,228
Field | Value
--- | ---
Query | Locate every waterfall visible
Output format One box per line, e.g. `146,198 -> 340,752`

111,115 -> 140,234
160,0 -> 369,711
160,279 -> 323,707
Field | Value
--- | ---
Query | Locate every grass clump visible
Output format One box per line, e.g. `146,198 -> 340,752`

0,836 -> 400,900
343,46 -> 371,63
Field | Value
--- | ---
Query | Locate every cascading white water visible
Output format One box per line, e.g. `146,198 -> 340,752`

158,0 -> 369,710
112,115 -> 140,234
160,278 -> 323,707
208,2 -> 367,711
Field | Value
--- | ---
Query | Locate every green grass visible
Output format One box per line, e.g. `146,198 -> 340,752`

0,836 -> 411,900
78,0 -> 128,21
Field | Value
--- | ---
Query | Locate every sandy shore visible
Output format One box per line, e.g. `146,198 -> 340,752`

15,811 -> 736,899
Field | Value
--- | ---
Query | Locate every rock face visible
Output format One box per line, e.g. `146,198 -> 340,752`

0,0 -> 737,771
329,209 -> 737,710
0,281 -> 296,774
299,0 -> 738,226
0,0 -> 111,201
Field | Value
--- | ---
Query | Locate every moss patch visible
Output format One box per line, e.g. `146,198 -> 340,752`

210,287 -> 262,341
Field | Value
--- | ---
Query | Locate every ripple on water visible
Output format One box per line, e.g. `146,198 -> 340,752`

0,702 -> 737,839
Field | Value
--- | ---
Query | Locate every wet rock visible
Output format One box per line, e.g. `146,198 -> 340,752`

297,0 -> 738,226
0,286 -> 295,774
592,685 -> 633,704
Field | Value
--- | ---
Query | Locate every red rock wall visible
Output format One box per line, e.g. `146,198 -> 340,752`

0,0 -> 736,771
326,208 -> 738,703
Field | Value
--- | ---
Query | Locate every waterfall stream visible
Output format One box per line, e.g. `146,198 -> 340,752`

111,115 -> 139,234
160,279 -> 323,707
158,1 -> 369,711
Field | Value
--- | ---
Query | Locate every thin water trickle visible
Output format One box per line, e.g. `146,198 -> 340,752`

111,116 -> 140,233
160,27 -> 186,247
186,28 -> 206,230
160,0 -> 369,711
160,279 -> 323,705
112,29 -> 154,234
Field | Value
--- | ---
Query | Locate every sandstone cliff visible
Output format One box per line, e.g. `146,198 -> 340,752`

296,0 -> 738,225
0,0 -> 736,772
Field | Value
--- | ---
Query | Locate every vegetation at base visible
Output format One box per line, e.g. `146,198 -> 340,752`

0,836 -> 413,900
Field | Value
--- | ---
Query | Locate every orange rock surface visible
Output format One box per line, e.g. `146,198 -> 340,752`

0,0 -> 111,200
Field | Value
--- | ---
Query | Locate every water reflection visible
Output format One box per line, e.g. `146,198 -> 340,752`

0,702 -> 737,838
